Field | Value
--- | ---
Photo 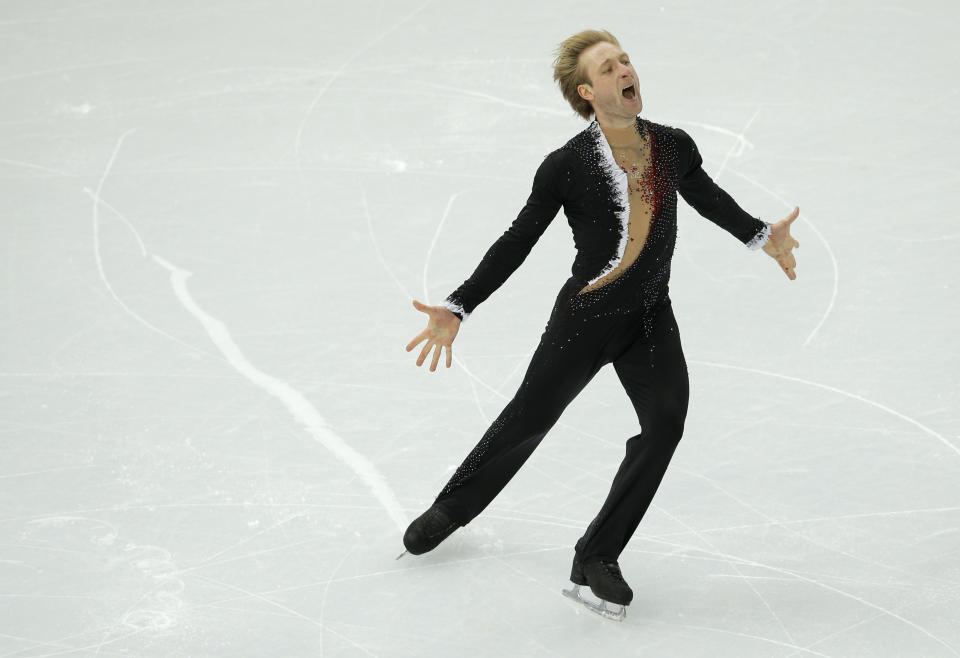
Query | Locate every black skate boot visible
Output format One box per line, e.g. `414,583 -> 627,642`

398,504 -> 460,558
562,552 -> 633,621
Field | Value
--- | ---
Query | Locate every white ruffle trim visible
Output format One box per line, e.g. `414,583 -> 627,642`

586,121 -> 630,285
746,221 -> 772,251
442,299 -> 469,321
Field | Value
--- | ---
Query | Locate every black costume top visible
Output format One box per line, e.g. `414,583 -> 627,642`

441,115 -> 771,324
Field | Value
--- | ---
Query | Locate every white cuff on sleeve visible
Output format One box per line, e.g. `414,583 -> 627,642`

746,221 -> 772,251
441,299 -> 469,321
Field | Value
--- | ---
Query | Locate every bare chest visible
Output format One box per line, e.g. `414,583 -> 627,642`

577,135 -> 657,294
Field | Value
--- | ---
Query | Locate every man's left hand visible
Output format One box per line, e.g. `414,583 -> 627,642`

762,206 -> 801,280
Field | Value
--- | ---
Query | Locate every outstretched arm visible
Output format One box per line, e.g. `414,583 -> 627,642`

674,127 -> 772,250
441,150 -> 567,321
405,150 -> 568,371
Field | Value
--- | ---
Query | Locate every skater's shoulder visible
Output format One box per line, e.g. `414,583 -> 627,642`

538,128 -> 592,172
650,117 -> 693,144
536,142 -> 578,174
559,121 -> 599,153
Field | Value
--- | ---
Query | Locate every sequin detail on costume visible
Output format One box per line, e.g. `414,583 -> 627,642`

561,117 -> 678,343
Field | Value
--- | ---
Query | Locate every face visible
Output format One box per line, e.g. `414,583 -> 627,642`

577,41 -> 642,122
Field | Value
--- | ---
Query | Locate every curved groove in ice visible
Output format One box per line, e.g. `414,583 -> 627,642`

152,255 -> 408,532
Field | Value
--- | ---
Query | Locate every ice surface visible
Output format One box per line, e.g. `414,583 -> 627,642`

1,0 -> 958,656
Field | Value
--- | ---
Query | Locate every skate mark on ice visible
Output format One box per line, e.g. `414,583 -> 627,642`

875,230 -> 960,243
170,547 -> 573,619
292,0 -> 432,163
493,559 -> 563,644
87,130 -> 215,360
191,513 -> 308,566
692,359 -> 958,457
685,469 -> 939,586
646,618 -> 834,657
642,535 -> 960,657
697,111 -> 761,194
0,56 -> 154,84
782,598 -> 947,658
152,254 -> 408,532
0,156 -> 76,177
19,516 -> 186,650
678,114 -> 763,287
251,546 -> 569,596
360,183 -> 414,300
464,367 -> 491,426
0,464 -> 99,480
632,545 -> 936,591
651,505 -> 960,538
193,573 -> 377,657
317,545 -> 358,658
414,80 -> 570,117
728,169 -> 835,348
0,501 -> 407,526
421,190 -> 466,310
655,504 -> 797,645
169,536 -> 329,577
680,113 -> 833,348
290,0 -> 432,241
0,626 -> 147,656
86,133 -> 409,534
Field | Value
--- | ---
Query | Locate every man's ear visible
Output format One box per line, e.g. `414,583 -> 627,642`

577,83 -> 593,102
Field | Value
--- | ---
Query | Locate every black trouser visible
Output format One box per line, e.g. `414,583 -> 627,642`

433,267 -> 690,565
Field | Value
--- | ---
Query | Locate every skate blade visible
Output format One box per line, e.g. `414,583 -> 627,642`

561,584 -> 626,622
395,549 -> 408,560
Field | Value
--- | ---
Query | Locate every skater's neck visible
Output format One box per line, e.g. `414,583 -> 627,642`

597,116 -> 644,147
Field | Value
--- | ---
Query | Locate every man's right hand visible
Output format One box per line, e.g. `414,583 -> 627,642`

405,299 -> 461,371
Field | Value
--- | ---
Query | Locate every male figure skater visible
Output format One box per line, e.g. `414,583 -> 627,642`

399,29 -> 800,620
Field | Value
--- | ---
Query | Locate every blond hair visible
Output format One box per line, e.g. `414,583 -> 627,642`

552,29 -> 621,120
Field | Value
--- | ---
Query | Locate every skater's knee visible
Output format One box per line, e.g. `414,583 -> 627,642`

512,395 -> 566,434
643,401 -> 686,441
659,412 -> 686,441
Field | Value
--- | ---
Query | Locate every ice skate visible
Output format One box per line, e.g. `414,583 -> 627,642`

561,552 -> 632,621
396,504 -> 461,559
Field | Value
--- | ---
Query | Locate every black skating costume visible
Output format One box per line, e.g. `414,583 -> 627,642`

434,115 -> 770,567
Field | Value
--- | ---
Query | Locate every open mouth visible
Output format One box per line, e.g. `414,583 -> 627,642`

621,85 -> 636,100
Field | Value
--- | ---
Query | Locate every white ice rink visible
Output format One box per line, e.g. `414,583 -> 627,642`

1,0 -> 958,655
